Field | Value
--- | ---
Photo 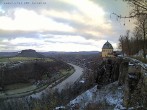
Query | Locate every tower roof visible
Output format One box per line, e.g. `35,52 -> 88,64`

102,41 -> 113,49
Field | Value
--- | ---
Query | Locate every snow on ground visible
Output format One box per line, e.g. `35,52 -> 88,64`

55,106 -> 65,110
79,80 -> 85,83
145,64 -> 147,68
125,57 -> 147,69
69,81 -> 124,110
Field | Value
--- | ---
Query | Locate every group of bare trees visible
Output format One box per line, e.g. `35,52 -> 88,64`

0,60 -> 71,91
118,0 -> 147,58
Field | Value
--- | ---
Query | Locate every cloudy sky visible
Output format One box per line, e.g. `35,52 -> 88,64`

0,0 -> 134,52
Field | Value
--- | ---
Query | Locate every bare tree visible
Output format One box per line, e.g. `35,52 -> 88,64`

114,0 -> 147,58
113,0 -> 147,18
119,30 -> 131,56
135,15 -> 147,58
119,35 -> 125,56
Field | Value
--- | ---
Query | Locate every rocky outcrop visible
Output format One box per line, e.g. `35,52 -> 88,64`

95,58 -> 123,87
16,49 -> 44,58
119,58 -> 147,109
95,57 -> 147,109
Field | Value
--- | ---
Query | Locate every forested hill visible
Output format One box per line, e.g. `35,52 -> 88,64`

0,57 -> 73,91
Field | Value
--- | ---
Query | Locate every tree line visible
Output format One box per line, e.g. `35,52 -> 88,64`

118,0 -> 147,59
0,59 -> 71,91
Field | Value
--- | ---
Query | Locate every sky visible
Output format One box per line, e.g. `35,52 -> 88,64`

0,0 -> 135,52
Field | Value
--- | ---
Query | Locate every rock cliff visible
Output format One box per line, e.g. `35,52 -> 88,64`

96,57 -> 147,109
16,49 -> 44,58
119,58 -> 147,109
95,58 -> 122,87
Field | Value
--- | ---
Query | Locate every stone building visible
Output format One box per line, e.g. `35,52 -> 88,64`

102,41 -> 114,58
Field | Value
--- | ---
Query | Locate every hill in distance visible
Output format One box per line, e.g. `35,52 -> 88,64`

16,49 -> 45,58
41,51 -> 100,56
0,52 -> 18,57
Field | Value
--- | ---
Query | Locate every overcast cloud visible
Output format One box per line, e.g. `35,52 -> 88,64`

0,0 -> 134,52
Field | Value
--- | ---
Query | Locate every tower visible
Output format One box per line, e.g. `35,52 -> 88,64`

102,41 -> 113,58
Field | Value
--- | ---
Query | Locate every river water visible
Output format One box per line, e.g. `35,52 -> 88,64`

30,63 -> 83,98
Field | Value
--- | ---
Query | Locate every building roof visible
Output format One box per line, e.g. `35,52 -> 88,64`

102,41 -> 113,49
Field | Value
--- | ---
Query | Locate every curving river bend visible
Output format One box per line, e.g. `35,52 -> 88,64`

31,63 -> 84,98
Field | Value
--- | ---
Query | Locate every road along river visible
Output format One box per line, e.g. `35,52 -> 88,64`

31,63 -> 84,98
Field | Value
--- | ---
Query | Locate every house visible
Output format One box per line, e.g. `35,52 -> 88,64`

102,41 -> 114,58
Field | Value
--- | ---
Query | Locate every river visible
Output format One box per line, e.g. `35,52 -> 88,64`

31,63 -> 83,98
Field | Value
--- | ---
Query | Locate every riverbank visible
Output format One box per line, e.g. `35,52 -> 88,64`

53,63 -> 84,92
0,63 -> 75,99
31,63 -> 83,98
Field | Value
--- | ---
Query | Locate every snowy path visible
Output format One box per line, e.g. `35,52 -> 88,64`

31,63 -> 83,98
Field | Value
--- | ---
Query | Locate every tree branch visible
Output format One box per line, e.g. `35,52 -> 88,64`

111,12 -> 147,19
113,0 -> 147,18
132,1 -> 147,11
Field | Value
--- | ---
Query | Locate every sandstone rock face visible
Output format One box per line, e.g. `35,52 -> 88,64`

118,60 -> 129,86
95,58 -> 123,87
96,58 -> 147,109
117,58 -> 147,109
17,49 -> 44,58
121,59 -> 147,109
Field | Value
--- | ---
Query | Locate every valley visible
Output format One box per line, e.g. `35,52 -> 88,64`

0,50 -> 75,99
